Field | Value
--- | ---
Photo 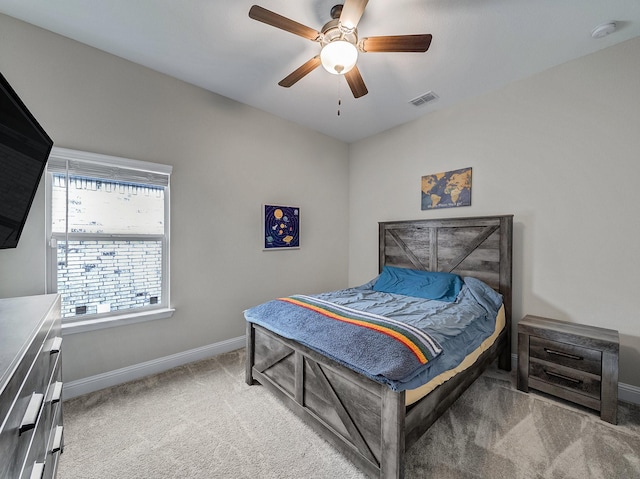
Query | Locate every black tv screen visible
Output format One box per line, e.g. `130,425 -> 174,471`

0,72 -> 53,249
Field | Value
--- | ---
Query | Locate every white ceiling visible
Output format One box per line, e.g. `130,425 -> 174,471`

1,0 -> 639,143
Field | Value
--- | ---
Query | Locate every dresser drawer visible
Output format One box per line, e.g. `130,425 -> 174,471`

0,318 -> 62,478
529,360 -> 601,399
529,336 -> 602,376
0,312 -> 57,423
23,402 -> 63,479
22,357 -> 64,478
21,414 -> 48,479
42,412 -> 64,479
0,417 -> 36,478
0,368 -> 48,478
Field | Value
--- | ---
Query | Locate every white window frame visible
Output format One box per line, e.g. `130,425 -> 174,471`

45,147 -> 174,334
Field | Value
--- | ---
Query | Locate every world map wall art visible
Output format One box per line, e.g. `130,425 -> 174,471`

263,204 -> 300,250
421,167 -> 472,210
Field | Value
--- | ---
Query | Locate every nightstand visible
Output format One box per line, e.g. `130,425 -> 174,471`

517,315 -> 619,424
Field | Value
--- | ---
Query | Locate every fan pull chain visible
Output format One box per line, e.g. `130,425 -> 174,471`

337,76 -> 342,117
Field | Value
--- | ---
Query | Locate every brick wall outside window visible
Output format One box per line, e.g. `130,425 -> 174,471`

57,239 -> 162,318
47,149 -> 171,323
51,174 -> 166,319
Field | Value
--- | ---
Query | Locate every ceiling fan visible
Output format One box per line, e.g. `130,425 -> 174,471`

249,0 -> 432,98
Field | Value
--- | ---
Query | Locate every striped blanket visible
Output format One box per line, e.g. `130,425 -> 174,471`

244,294 -> 442,388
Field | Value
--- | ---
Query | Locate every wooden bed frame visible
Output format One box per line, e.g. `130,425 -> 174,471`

246,215 -> 513,478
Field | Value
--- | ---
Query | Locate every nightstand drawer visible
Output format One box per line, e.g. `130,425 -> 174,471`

529,360 -> 601,399
517,314 -> 619,424
529,336 -> 601,376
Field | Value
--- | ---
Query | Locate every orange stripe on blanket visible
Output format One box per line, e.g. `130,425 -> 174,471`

280,297 -> 429,364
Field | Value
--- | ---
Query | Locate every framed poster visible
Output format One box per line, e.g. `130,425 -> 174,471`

421,167 -> 472,210
263,204 -> 300,250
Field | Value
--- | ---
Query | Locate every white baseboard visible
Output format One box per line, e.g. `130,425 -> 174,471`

63,335 -> 245,400
619,382 -> 640,405
64,341 -> 640,406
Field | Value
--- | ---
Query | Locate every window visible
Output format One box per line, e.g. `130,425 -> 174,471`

46,147 -> 173,332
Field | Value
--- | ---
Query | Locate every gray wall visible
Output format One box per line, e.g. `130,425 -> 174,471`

2,12 -> 639,392
349,37 -> 640,388
0,14 -> 350,382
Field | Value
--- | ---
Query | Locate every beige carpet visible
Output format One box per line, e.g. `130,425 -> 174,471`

58,349 -> 640,478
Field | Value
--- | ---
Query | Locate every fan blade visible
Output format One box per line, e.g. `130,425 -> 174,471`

339,0 -> 369,30
360,34 -> 432,53
278,56 -> 322,88
345,66 -> 368,98
249,5 -> 320,41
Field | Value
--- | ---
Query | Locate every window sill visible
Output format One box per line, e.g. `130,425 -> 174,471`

61,308 -> 175,335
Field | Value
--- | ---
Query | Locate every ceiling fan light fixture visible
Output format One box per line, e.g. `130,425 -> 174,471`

249,2 -> 432,98
320,40 -> 358,75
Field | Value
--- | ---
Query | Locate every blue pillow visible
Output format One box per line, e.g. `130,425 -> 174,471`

373,266 -> 463,302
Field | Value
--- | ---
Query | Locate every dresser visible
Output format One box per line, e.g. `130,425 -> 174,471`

517,314 -> 619,424
0,294 -> 63,479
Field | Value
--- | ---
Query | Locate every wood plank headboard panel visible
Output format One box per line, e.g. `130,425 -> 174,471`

379,215 -> 513,326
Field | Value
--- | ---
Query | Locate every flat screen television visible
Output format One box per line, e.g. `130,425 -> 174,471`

0,72 -> 53,249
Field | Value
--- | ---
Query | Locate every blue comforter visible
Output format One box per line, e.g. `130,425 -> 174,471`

244,277 -> 503,391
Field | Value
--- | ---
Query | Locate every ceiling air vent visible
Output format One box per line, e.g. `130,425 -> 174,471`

409,91 -> 439,107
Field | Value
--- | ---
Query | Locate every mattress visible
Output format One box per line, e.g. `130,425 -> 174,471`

245,276 -> 504,392
405,304 -> 505,405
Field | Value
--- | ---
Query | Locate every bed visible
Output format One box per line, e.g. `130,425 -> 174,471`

245,215 -> 513,478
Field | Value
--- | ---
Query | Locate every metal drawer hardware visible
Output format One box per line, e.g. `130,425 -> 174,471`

50,336 -> 63,354
544,348 -> 582,361
19,392 -> 45,435
51,425 -> 64,454
30,462 -> 45,479
544,369 -> 583,384
51,381 -> 63,404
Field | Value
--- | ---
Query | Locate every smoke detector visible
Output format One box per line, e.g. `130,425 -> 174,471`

591,22 -> 617,39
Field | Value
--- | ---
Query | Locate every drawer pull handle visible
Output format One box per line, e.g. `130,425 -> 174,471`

51,425 -> 64,454
51,381 -> 64,404
30,462 -> 45,479
50,336 -> 63,354
20,392 -> 44,435
544,348 -> 582,361
544,369 -> 582,384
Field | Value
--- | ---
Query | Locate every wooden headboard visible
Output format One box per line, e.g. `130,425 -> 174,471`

379,215 -> 513,326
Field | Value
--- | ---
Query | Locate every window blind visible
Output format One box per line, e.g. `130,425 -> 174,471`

47,147 -> 171,187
